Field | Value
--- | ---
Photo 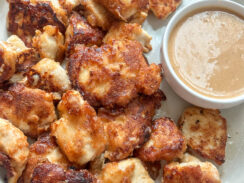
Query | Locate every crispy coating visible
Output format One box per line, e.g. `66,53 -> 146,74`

149,0 -> 181,19
7,35 -> 38,72
0,118 -> 29,183
51,90 -> 106,166
31,163 -> 97,183
65,12 -> 104,51
163,153 -> 221,183
103,22 -> 152,52
8,0 -> 68,46
136,117 -> 186,162
98,158 -> 153,183
25,58 -> 71,93
178,107 -> 227,165
98,91 -> 164,161
68,40 -> 162,107
20,133 -> 70,183
0,84 -> 56,137
32,25 -> 65,62
97,0 -> 149,24
80,0 -> 115,30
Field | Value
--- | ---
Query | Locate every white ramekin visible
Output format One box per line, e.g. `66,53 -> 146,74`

161,0 -> 244,109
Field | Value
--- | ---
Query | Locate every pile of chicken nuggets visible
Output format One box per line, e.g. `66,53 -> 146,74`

0,0 -> 227,182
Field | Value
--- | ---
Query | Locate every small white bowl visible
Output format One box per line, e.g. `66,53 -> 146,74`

161,0 -> 244,109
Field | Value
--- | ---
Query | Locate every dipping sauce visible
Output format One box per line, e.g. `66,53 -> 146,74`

168,10 -> 244,98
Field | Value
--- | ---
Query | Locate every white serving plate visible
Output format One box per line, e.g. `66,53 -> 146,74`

0,0 -> 244,182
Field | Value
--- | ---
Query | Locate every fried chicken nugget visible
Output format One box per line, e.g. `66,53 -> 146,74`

178,107 -> 227,165
8,0 -> 68,46
7,35 -> 38,72
20,133 -> 70,183
80,0 -> 115,30
0,118 -> 29,183
98,91 -> 164,161
0,36 -> 37,83
136,117 -> 186,162
163,153 -> 221,183
51,90 -> 106,166
98,158 -> 153,183
68,40 -> 162,107
103,22 -> 152,52
97,0 -> 149,24
31,163 -> 97,183
149,0 -> 181,19
65,12 -> 104,51
0,84 -> 57,137
32,25 -> 65,62
25,58 -> 71,93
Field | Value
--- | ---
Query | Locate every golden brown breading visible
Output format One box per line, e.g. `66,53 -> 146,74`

32,25 -> 65,62
25,58 -> 71,93
97,0 -> 149,24
51,90 -> 106,166
8,0 -> 68,46
98,91 -> 164,161
0,118 -> 29,183
163,153 -> 221,183
136,117 -> 186,162
98,158 -> 154,183
68,40 -> 162,108
65,12 -> 104,51
103,22 -> 152,52
149,0 -> 181,19
31,163 -> 97,183
7,35 -> 38,72
178,107 -> 227,165
80,0 -> 115,30
0,84 -> 57,137
20,133 -> 70,183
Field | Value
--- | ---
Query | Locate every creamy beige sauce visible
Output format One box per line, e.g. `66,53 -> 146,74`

169,10 -> 244,98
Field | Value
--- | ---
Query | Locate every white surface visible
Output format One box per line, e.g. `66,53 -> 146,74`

161,0 -> 244,109
0,0 -> 244,182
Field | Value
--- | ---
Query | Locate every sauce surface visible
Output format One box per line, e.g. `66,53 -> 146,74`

169,10 -> 244,98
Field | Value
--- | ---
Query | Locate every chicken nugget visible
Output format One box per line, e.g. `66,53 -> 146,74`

98,158 -> 153,183
103,22 -> 151,52
163,153 -> 221,183
65,12 -> 104,51
0,84 -> 56,137
136,117 -> 186,162
98,91 -> 164,161
150,0 -> 181,19
68,40 -> 162,108
7,35 -> 38,72
20,133 -> 70,183
8,0 -> 68,46
25,58 -> 71,93
0,118 -> 29,183
80,0 -> 114,30
97,0 -> 149,24
178,107 -> 227,165
32,25 -> 65,62
51,90 -> 106,166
